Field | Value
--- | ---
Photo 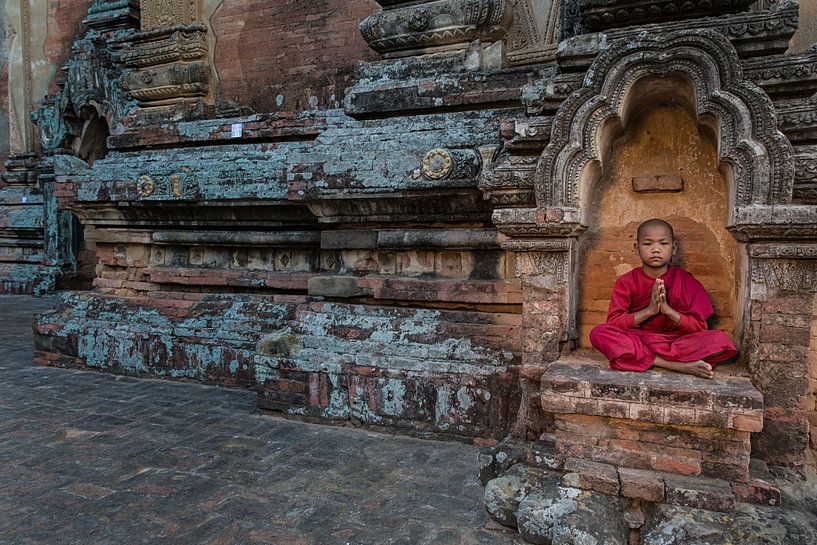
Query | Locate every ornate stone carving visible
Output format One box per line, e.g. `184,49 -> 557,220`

777,96 -> 817,143
83,0 -> 141,30
31,36 -> 129,153
535,30 -> 794,220
514,251 -> 570,282
505,0 -> 559,65
554,2 -> 797,70
743,51 -> 817,99
479,155 -> 536,207
750,259 -> 817,293
115,24 -> 210,111
729,205 -> 817,241
793,145 -> 817,204
579,0 -> 755,32
749,244 -> 817,259
140,0 -> 197,31
421,148 -> 481,180
360,0 -> 513,57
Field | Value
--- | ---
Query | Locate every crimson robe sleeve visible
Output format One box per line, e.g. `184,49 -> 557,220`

669,270 -> 713,333
606,275 -> 638,330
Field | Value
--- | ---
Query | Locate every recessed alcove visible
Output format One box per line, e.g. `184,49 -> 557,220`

576,74 -> 739,354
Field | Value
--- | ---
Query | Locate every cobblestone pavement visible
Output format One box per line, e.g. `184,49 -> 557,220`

0,296 -> 521,545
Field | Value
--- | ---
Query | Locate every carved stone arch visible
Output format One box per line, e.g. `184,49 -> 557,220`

534,30 -> 794,222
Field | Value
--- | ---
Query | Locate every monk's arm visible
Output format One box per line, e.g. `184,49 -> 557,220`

659,301 -> 707,332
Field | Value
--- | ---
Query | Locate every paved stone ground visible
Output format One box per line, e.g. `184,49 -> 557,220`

0,296 -> 522,545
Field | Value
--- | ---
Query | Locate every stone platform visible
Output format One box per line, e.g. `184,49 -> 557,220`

539,357 -> 772,510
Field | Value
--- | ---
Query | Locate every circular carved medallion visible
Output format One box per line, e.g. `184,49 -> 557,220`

138,174 -> 155,197
422,149 -> 453,180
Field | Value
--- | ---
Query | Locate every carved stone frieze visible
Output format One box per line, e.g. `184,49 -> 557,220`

777,96 -> 817,143
360,0 -> 513,57
579,0 -> 755,32
749,244 -> 817,259
730,205 -> 817,241
742,51 -> 817,99
750,259 -> 817,294
491,207 -> 585,238
555,1 -> 797,71
793,145 -> 817,204
140,0 -> 198,31
83,0 -> 141,30
505,0 -> 559,66
514,250 -> 570,283
114,24 -> 210,110
535,30 -> 794,218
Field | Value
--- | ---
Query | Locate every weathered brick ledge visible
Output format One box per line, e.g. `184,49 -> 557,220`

534,357 -> 770,507
541,358 -> 764,432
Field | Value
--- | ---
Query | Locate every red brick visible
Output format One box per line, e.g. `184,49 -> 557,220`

731,478 -> 782,507
563,458 -> 620,495
619,468 -> 665,502
664,475 -> 735,511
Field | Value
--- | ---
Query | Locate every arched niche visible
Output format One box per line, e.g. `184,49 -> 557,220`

529,30 -> 796,355
535,30 -> 794,218
577,74 -> 738,349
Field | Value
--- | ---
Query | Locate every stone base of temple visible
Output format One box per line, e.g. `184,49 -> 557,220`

33,291 -> 521,439
479,436 -> 803,544
478,357 -> 800,542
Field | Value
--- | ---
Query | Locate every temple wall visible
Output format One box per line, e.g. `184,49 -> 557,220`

210,0 -> 380,112
789,0 -> 817,53
578,104 -> 736,347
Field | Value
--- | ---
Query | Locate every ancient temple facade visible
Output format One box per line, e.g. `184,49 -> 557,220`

1,0 -> 816,506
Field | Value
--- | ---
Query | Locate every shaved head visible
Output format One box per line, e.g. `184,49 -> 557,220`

637,219 -> 674,242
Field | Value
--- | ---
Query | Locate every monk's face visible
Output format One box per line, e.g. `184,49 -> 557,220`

635,224 -> 676,270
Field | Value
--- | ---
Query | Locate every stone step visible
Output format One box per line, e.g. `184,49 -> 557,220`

538,357 -> 764,488
540,357 -> 764,432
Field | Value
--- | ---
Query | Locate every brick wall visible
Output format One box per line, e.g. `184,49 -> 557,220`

212,0 -> 380,112
44,0 -> 92,68
578,105 -> 736,348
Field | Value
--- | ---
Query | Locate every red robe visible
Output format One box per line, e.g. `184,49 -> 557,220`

589,266 -> 737,372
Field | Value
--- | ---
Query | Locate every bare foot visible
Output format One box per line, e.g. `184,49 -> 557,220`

653,356 -> 713,379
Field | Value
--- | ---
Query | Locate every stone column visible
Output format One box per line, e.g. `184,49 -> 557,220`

503,238 -> 576,438
745,244 -> 817,465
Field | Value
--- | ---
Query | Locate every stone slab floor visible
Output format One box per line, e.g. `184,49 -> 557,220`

0,296 -> 522,545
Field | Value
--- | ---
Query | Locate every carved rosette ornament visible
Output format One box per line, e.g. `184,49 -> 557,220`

421,148 -> 481,180
360,0 -> 513,56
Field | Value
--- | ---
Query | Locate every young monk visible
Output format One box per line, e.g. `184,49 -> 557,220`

589,219 -> 737,379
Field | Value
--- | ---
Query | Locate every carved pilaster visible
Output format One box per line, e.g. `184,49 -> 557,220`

360,0 -> 513,58
115,23 -> 210,118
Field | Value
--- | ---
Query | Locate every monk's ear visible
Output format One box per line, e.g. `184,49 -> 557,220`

672,240 -> 678,256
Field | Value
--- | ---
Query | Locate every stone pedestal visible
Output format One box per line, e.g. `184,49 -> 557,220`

538,358 -> 772,509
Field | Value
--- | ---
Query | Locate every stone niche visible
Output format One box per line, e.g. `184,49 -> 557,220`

578,74 -> 738,349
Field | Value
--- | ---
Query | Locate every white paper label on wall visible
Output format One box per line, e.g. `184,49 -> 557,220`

231,123 -> 243,138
